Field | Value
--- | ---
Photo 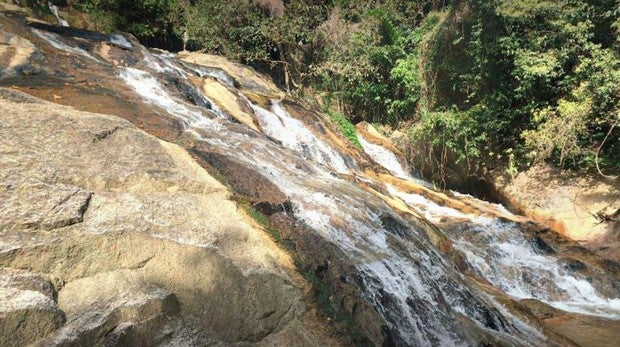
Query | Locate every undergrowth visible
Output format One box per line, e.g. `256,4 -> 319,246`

327,110 -> 362,149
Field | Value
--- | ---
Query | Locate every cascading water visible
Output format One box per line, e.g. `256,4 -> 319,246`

358,134 -> 410,179
30,26 -> 619,346
384,165 -> 620,320
358,132 -> 431,187
116,52 -> 547,346
248,99 -> 351,174
31,29 -> 99,62
48,2 -> 68,27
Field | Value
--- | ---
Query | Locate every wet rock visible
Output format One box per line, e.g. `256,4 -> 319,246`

379,213 -> 410,237
179,52 -> 284,99
267,212 -> 389,346
0,30 -> 35,76
531,236 -> 556,254
190,76 -> 260,131
190,149 -> 291,215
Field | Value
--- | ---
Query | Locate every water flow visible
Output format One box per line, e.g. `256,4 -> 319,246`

30,23 -> 619,342
119,67 -> 222,130
116,52 -> 554,346
249,99 -> 351,173
31,29 -> 99,62
358,134 -> 409,178
48,2 -> 69,27
372,152 -> 620,319
452,217 -> 620,319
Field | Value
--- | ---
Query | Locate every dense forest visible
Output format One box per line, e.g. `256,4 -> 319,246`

29,0 -> 620,181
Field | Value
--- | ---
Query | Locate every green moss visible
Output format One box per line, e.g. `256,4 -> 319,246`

242,203 -> 282,243
300,268 -> 374,346
327,111 -> 362,149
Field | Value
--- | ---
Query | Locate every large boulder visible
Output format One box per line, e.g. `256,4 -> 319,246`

0,90 -> 337,345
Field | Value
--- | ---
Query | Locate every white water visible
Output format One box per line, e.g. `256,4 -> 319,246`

358,133 -> 432,189
119,67 -> 223,130
48,3 -> 69,27
358,134 -> 409,178
143,52 -> 188,78
30,24 -> 620,343
379,160 -> 620,320
453,217 -> 620,319
113,53 -> 554,346
249,100 -> 351,174
31,29 -> 99,62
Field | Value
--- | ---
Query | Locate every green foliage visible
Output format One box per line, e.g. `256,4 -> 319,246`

244,203 -> 282,243
314,8 -> 444,124
67,0 -> 182,48
327,110 -> 362,148
418,0 -> 620,176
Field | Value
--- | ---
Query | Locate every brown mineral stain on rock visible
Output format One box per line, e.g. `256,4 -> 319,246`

543,315 -> 620,347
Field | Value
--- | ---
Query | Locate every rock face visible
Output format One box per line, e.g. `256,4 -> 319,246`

491,165 -> 620,262
1,9 -> 619,346
0,92 -> 335,345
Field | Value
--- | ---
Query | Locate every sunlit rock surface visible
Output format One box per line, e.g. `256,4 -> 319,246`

1,8 -> 619,346
0,93 -> 336,345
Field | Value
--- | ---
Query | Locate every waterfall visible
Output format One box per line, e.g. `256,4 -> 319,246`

30,27 -> 618,345
248,99 -> 351,174
48,2 -> 69,27
382,160 -> 620,320
114,52 -> 552,346
358,134 -> 410,178
31,29 -> 100,62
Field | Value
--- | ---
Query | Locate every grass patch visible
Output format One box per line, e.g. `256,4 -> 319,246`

327,110 -> 362,149
242,203 -> 283,243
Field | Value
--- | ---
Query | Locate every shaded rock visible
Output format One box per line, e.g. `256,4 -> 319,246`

0,30 -> 35,76
190,149 -> 291,215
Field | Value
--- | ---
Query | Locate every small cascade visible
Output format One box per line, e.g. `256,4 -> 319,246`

451,217 -> 620,319
116,50 -> 550,346
358,132 -> 432,188
249,99 -> 352,174
119,67 -> 223,130
31,29 -> 99,62
374,149 -> 620,320
358,134 -> 409,178
48,2 -> 68,27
